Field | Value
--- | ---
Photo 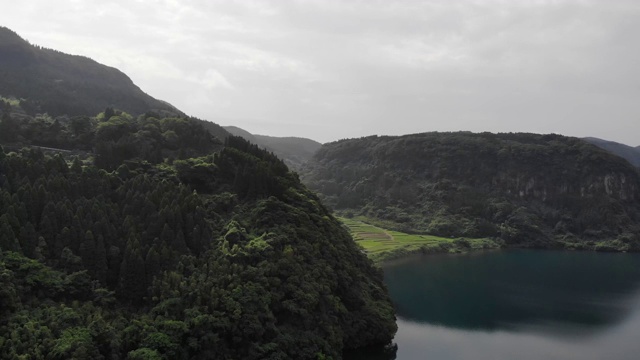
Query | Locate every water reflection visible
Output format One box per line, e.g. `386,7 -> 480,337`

343,343 -> 397,360
394,310 -> 640,360
381,251 -> 640,359
384,251 -> 640,333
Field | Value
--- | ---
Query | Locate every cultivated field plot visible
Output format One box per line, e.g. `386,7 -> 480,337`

339,217 -> 451,259
339,217 -> 499,262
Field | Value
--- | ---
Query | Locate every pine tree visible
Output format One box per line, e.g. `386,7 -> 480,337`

95,235 -> 108,285
70,156 -> 83,174
18,222 -> 38,257
119,236 -> 147,304
34,236 -> 47,261
0,214 -> 19,251
79,230 -> 96,275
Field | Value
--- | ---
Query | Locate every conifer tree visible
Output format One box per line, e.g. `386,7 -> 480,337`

79,230 -> 96,275
18,222 -> 37,257
0,214 -> 19,251
119,236 -> 147,304
95,235 -> 108,285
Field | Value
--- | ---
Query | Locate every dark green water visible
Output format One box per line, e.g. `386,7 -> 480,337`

382,250 -> 640,360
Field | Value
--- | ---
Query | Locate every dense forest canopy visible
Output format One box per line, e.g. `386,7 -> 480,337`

301,132 -> 640,251
0,27 -> 398,356
0,101 -> 397,358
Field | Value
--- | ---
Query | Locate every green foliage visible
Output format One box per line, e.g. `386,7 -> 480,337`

340,217 -> 501,263
0,136 -> 397,358
127,348 -> 163,360
0,106 -> 222,171
303,132 -> 640,250
0,30 -> 396,356
51,327 -> 101,360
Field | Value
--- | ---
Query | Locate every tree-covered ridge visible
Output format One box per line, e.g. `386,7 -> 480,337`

301,132 -> 640,251
0,134 -> 396,358
0,27 -> 181,117
0,99 -> 228,171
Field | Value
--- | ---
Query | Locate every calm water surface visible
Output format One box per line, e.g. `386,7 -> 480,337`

382,250 -> 640,360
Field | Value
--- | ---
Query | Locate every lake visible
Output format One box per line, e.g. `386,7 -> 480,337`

381,250 -> 640,360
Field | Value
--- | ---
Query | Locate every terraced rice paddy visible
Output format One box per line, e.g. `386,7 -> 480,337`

339,217 -> 500,262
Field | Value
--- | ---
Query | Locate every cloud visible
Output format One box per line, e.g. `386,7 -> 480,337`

196,69 -> 235,90
1,0 -> 639,144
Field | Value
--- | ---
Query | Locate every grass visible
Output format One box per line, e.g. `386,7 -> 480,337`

339,217 -> 501,263
0,96 -> 21,107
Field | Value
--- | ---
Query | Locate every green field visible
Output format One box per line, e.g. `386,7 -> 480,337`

340,217 -> 501,262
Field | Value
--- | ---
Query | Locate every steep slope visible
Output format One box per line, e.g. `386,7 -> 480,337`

224,125 -> 321,170
0,27 -> 181,117
0,30 -> 397,358
584,137 -> 640,168
0,119 -> 397,359
302,132 -> 640,251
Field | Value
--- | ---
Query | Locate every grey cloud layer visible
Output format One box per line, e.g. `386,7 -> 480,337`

2,0 -> 639,144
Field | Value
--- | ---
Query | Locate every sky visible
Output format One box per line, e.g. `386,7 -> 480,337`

2,0 -> 639,145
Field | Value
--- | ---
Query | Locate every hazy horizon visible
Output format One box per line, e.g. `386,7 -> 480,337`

2,1 -> 639,146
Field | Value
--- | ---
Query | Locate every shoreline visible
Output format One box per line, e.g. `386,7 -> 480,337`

372,242 -> 639,266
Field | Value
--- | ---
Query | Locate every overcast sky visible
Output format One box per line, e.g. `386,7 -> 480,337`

2,0 -> 639,144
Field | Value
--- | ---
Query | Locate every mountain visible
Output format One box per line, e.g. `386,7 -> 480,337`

0,29 -> 396,358
301,132 -> 640,251
224,126 -> 322,170
0,27 -> 181,117
584,137 -> 640,168
0,112 -> 397,359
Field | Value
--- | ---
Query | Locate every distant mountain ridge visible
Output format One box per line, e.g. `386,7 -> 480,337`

0,27 -> 181,117
583,137 -> 640,168
224,125 -> 322,170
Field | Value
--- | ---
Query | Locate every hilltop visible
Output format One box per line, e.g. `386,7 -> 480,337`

301,132 -> 640,251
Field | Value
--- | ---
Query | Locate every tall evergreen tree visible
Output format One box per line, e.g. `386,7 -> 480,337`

119,236 -> 147,304
95,235 -> 108,286
0,214 -> 19,251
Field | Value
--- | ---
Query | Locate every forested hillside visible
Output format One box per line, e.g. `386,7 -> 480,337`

302,132 -> 640,251
0,111 -> 396,357
0,27 -> 180,117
